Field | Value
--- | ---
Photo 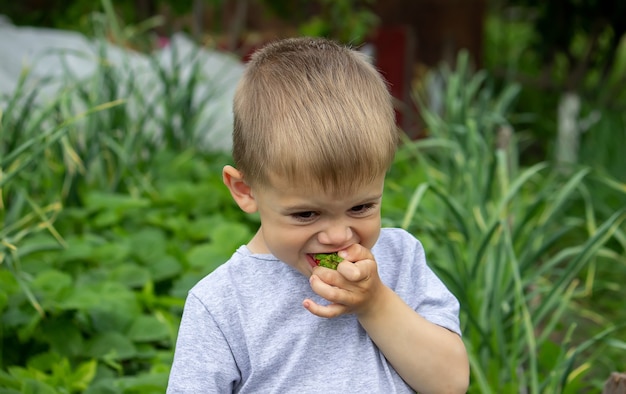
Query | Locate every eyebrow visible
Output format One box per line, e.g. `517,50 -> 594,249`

282,194 -> 383,213
354,194 -> 383,204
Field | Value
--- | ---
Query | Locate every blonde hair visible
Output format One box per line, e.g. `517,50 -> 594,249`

232,37 -> 398,194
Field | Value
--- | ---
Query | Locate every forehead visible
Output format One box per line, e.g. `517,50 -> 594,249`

262,172 -> 386,201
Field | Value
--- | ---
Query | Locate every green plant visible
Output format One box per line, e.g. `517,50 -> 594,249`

1,146 -> 254,392
0,4 -> 252,391
296,0 -> 379,44
384,50 -> 626,392
0,66 -> 125,315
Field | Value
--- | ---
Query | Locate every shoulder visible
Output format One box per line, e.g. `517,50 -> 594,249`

376,227 -> 421,244
374,228 -> 462,334
189,246 -> 281,296
188,247 -> 249,299
373,227 -> 425,264
185,246 -> 303,316
372,227 -> 428,289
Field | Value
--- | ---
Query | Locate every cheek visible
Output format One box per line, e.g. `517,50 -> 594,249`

359,217 -> 382,248
263,226 -> 308,257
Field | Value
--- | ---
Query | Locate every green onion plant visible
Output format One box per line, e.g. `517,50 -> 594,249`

386,50 -> 626,393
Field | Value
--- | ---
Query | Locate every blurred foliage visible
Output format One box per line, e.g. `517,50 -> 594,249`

388,51 -> 626,392
0,0 -> 136,34
482,2 -> 626,387
0,0 -> 379,45
488,0 -> 626,96
0,13 -> 255,388
485,0 -> 626,173
295,0 -> 378,44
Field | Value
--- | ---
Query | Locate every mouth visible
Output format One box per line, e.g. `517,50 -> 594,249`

306,254 -> 319,269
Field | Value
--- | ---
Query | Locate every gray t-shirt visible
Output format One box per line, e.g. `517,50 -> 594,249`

167,228 -> 460,393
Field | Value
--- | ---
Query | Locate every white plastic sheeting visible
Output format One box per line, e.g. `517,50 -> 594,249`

0,16 -> 243,152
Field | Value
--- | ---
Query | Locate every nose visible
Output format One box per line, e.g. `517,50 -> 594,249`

318,220 -> 353,246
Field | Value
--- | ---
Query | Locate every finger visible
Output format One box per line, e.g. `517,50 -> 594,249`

352,258 -> 376,280
339,244 -> 374,264
336,259 -> 362,282
302,298 -> 349,318
309,274 -> 345,301
311,268 -> 361,296
312,266 -> 348,287
339,257 -> 377,284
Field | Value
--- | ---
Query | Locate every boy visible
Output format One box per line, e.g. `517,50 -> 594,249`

167,37 -> 469,393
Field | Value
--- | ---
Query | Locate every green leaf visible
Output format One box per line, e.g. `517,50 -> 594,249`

31,269 -> 73,299
84,192 -> 150,213
186,244 -> 230,273
26,352 -> 62,374
146,255 -> 182,282
535,209 -> 626,323
170,272 -> 205,300
0,291 -> 7,314
82,378 -> 121,394
69,360 -> 98,391
39,318 -> 84,357
207,221 -> 251,251
185,221 -> 251,273
186,217 -> 216,241
401,183 -> 429,230
92,210 -> 123,228
60,282 -> 140,332
59,286 -> 104,311
116,371 -> 169,393
91,242 -> 131,266
160,182 -> 217,215
20,379 -> 58,394
109,264 -> 151,288
84,332 -> 137,360
128,228 -> 167,265
0,270 -> 19,291
14,233 -> 63,260
126,315 -> 170,342
58,235 -> 98,263
0,271 -> 18,312
0,369 -> 20,391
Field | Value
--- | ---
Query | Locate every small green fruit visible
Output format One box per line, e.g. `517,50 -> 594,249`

313,252 -> 343,270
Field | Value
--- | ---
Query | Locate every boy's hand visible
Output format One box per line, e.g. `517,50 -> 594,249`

303,244 -> 386,318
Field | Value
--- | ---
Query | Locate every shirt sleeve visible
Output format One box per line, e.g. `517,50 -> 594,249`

377,228 -> 461,336
409,237 -> 461,336
167,292 -> 240,393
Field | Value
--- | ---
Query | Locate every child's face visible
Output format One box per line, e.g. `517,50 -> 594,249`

248,173 -> 386,276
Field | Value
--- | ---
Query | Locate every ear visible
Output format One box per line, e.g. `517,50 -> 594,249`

223,165 -> 258,213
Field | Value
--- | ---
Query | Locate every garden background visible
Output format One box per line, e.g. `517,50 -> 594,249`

1,0 -> 625,392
